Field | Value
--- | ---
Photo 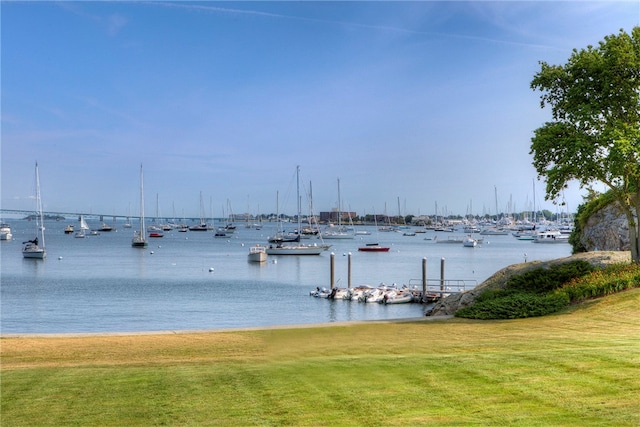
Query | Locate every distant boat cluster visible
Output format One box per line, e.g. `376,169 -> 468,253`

13,164 -> 573,262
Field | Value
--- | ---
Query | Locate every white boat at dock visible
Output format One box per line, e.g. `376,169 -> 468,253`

382,290 -> 414,304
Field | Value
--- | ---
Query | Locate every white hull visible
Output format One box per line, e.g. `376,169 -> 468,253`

22,245 -> 46,259
321,233 -> 354,240
463,238 -> 477,247
266,244 -> 328,255
0,232 -> 12,240
383,293 -> 413,304
248,246 -> 267,262
533,231 -> 569,244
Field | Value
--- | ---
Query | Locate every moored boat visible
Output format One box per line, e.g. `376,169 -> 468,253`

265,166 -> 331,256
248,245 -> 267,262
463,237 -> 477,247
0,223 -> 12,240
266,243 -> 328,255
131,164 -> 148,248
382,291 -> 414,304
533,230 -> 569,243
358,243 -> 390,252
22,162 -> 46,259
189,223 -> 208,231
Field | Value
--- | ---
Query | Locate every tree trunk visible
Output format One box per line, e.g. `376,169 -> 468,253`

631,189 -> 640,264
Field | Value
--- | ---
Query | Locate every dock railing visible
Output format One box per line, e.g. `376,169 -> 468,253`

407,278 -> 477,302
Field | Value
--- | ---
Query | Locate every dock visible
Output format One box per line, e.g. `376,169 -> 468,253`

311,254 -> 477,303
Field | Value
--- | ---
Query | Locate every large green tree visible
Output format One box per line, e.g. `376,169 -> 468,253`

530,27 -> 640,263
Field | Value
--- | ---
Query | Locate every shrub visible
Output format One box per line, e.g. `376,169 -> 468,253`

456,292 -> 570,320
556,263 -> 640,303
456,260 -> 596,319
504,260 -> 594,293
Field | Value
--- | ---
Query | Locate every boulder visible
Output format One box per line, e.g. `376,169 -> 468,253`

580,202 -> 631,251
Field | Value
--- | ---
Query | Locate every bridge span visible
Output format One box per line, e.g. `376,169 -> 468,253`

0,209 -> 210,223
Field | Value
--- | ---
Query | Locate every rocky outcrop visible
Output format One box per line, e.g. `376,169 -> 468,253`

427,251 -> 631,316
580,202 -> 631,251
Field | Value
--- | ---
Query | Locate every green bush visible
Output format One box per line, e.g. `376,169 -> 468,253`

456,260 -> 596,320
456,292 -> 570,319
505,260 -> 594,293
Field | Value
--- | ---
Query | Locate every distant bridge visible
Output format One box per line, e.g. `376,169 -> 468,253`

0,209 -> 213,223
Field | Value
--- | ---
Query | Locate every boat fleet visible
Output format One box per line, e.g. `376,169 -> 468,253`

12,163 -> 572,263
310,284 -> 422,304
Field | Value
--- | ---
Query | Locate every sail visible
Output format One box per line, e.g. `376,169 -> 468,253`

79,215 -> 89,230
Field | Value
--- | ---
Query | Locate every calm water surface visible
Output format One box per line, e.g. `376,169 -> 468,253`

1,219 -> 572,334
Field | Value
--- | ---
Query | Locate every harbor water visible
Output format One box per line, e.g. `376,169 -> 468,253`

1,220 -> 572,334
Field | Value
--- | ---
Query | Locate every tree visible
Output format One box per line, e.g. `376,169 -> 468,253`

530,27 -> 640,263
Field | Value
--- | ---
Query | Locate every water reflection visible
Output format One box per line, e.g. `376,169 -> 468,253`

21,257 -> 47,277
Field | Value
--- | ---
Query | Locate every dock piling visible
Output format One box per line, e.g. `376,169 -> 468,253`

348,252 -> 352,289
330,252 -> 335,290
440,257 -> 445,292
422,257 -> 427,303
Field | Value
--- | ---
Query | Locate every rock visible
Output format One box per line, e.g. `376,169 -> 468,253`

427,251 -> 632,317
580,202 -> 630,251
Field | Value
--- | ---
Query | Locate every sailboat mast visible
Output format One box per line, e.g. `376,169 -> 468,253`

494,185 -> 499,221
337,177 -> 341,227
296,165 -> 301,233
35,162 -> 45,249
140,164 -> 145,234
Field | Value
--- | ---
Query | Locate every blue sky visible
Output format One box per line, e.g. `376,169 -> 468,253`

2,1 -> 639,219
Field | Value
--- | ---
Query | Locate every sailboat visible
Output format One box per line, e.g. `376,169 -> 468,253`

74,215 -> 89,238
189,192 -> 208,231
22,162 -> 46,259
322,178 -> 355,239
123,203 -> 133,228
358,209 -> 390,252
131,164 -> 148,248
266,166 -> 331,255
267,191 -> 300,243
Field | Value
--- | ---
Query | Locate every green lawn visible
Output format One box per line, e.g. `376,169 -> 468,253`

2,288 -> 639,426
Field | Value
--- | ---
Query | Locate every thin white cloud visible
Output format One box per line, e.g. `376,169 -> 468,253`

147,1 -> 562,51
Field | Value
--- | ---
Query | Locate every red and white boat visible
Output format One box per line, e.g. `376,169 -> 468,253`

358,243 -> 390,252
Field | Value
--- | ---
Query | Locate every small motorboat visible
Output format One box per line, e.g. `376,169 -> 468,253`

463,237 -> 477,247
247,245 -> 267,262
358,243 -> 390,252
382,291 -> 414,304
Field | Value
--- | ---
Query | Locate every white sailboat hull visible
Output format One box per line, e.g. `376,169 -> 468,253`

265,244 -> 328,255
22,244 -> 46,259
321,232 -> 354,239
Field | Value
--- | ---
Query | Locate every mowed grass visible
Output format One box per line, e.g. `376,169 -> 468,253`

2,289 -> 639,426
